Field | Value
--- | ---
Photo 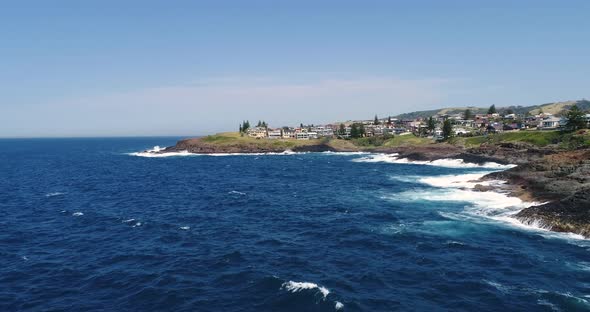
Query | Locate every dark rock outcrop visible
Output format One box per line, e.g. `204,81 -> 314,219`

516,189 -> 590,237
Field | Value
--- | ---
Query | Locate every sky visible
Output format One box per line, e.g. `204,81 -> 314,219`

1,0 -> 589,137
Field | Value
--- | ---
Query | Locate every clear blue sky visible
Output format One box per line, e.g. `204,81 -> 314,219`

1,0 -> 589,137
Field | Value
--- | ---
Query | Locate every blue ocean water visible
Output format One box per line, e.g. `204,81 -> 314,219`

1,138 -> 589,311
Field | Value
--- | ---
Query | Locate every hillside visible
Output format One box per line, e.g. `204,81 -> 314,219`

394,99 -> 590,119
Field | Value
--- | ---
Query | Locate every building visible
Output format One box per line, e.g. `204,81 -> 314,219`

295,132 -> 310,140
267,129 -> 282,139
247,127 -> 267,138
538,116 -> 563,130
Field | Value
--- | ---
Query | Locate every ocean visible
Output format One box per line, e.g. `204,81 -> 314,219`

1,137 -> 589,311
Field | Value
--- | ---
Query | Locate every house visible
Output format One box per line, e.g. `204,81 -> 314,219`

267,129 -> 282,139
282,128 -> 296,139
486,122 -> 504,133
247,127 -> 267,138
503,113 -> 517,120
311,126 -> 334,137
538,116 -> 563,130
295,132 -> 310,140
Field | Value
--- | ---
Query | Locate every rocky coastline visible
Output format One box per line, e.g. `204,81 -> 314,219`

158,137 -> 590,238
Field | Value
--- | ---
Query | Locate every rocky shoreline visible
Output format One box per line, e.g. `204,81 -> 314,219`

159,137 -> 590,238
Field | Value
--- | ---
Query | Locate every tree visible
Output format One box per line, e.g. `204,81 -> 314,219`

374,115 -> 380,125
359,123 -> 366,137
338,123 -> 346,136
505,108 -> 514,115
565,105 -> 586,131
464,109 -> 473,120
350,123 -> 359,138
487,104 -> 497,115
442,119 -> 453,140
242,120 -> 250,132
239,124 -> 243,133
387,116 -> 392,125
427,116 -> 436,133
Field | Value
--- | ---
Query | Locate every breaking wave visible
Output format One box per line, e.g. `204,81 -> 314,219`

128,146 -> 192,157
130,148 -> 374,158
353,153 -> 516,169
281,281 -> 330,298
45,192 -> 65,197
389,170 -> 590,242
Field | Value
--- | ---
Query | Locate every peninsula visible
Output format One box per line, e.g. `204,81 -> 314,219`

151,100 -> 590,238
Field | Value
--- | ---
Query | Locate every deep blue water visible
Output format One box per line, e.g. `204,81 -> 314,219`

1,138 -> 589,311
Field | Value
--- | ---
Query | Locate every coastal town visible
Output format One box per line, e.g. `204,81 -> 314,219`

240,104 -> 590,141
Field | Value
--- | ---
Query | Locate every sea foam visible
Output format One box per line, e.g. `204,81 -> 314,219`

281,281 -> 330,298
389,170 -> 590,242
353,153 -> 516,169
45,192 -> 65,197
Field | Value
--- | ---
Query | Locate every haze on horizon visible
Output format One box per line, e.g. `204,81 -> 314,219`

1,0 -> 589,138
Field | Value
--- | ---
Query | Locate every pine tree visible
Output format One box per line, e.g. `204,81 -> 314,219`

350,124 -> 359,138
442,119 -> 453,140
359,123 -> 366,137
427,116 -> 436,133
239,124 -> 243,133
565,105 -> 586,131
487,104 -> 497,115
339,123 -> 346,135
464,109 -> 473,120
387,116 -> 392,125
374,115 -> 380,125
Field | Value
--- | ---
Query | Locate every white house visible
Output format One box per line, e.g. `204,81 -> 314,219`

295,132 -> 310,140
247,127 -> 267,138
538,116 -> 563,130
267,129 -> 282,139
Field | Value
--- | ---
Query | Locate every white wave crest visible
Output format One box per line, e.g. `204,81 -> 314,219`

392,172 -> 506,189
179,226 -> 190,230
128,148 -> 193,158
353,153 -> 515,169
72,212 -> 84,216
321,151 -> 370,156
128,148 -> 305,158
228,190 -> 246,196
45,192 -> 65,197
281,281 -> 330,298
394,188 -> 531,210
208,150 -> 301,156
388,170 -> 590,242
335,301 -> 344,310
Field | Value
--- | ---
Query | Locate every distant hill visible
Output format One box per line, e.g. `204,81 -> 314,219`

394,99 -> 590,120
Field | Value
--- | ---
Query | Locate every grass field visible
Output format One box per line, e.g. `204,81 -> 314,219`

200,132 -> 433,150
461,130 -> 590,148
200,130 -> 590,151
